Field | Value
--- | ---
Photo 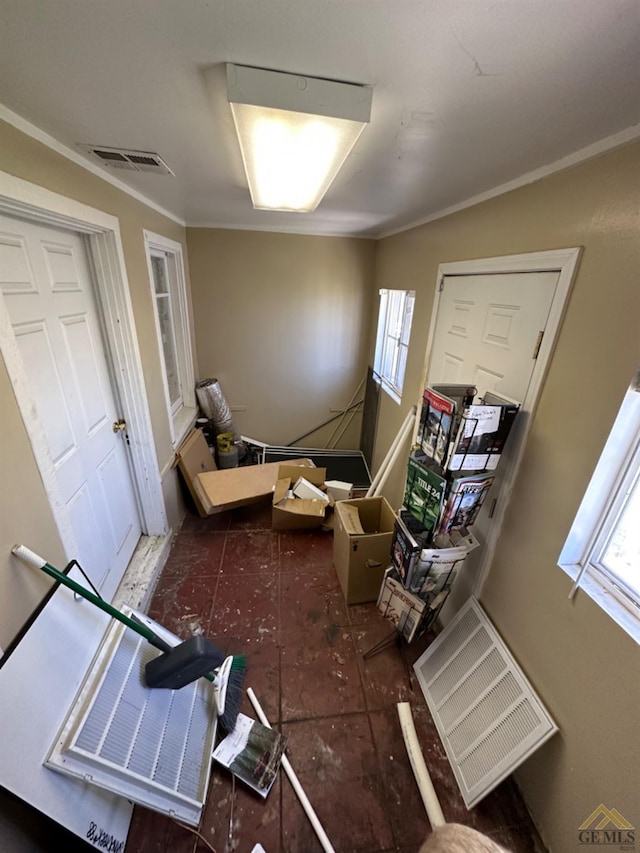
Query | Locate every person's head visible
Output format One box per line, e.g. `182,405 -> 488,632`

418,823 -> 509,853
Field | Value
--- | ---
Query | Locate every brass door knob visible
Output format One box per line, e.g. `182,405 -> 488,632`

112,419 -> 127,433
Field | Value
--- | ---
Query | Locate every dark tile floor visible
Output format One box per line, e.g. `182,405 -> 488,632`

125,498 -> 547,853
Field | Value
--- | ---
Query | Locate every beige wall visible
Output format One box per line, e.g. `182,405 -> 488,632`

3,112 -> 638,851
374,142 -> 640,852
186,228 -> 376,448
0,120 -> 192,648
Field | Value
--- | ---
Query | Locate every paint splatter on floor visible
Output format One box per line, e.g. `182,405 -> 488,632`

127,499 -> 547,853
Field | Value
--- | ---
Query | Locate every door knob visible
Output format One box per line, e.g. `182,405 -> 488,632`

112,419 -> 127,433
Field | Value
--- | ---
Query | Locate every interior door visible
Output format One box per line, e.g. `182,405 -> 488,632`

427,270 -> 559,619
0,214 -> 142,592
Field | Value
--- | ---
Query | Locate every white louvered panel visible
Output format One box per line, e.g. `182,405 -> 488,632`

436,647 -> 507,730
46,608 -> 217,826
413,597 -> 557,808
422,605 -> 481,689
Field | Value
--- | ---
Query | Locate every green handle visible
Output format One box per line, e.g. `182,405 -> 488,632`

11,543 -> 216,682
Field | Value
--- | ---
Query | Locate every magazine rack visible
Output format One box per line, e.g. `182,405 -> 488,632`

365,584 -> 449,660
419,389 -> 520,475
366,550 -> 467,660
365,384 -> 521,660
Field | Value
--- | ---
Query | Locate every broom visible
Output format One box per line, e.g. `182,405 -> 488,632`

11,544 -> 245,734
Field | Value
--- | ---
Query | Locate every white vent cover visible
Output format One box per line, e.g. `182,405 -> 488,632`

413,597 -> 557,808
46,608 -> 217,826
78,144 -> 174,174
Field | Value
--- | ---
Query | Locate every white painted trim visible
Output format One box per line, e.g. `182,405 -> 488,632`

143,230 -> 197,449
417,248 -> 582,598
0,103 -> 185,227
88,231 -> 167,533
377,123 -> 640,239
559,381 -> 640,642
0,170 -> 168,551
186,219 -> 376,239
112,531 -> 174,613
3,103 -> 639,242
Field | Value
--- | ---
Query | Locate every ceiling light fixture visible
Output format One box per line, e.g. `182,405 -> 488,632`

226,63 -> 372,213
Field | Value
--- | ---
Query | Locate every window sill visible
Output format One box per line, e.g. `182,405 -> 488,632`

559,561 -> 640,645
378,378 -> 402,406
172,406 -> 198,450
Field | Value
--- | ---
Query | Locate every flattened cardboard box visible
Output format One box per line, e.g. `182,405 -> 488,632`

196,459 -> 314,516
333,496 -> 396,604
272,466 -> 330,530
174,429 -> 217,516
176,429 -> 314,516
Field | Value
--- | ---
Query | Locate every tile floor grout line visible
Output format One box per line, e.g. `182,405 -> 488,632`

202,528 -> 228,632
125,510 -> 549,853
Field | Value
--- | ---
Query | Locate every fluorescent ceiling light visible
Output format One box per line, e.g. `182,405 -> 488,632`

226,64 -> 372,213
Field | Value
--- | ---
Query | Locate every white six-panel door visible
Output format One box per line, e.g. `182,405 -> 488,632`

427,270 -> 560,618
0,214 -> 141,590
429,272 -> 559,400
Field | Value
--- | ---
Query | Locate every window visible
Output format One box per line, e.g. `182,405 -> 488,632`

144,231 -> 196,447
559,368 -> 640,641
373,289 -> 415,403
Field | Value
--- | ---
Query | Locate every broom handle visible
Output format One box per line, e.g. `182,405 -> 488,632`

12,544 -> 220,686
11,544 -> 174,647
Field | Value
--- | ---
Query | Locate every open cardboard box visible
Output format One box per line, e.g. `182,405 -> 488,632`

175,429 -> 313,517
333,496 -> 396,604
272,465 -> 331,530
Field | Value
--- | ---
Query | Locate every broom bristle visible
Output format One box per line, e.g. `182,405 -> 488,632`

217,655 -> 247,734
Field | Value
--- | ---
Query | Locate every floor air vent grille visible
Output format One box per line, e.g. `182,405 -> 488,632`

46,609 -> 217,826
413,597 -> 557,808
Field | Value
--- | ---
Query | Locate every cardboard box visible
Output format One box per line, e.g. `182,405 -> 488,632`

174,428 -> 217,516
333,496 -> 396,604
195,458 -> 314,516
292,476 -> 330,503
325,480 -> 353,501
272,466 -> 329,530
177,430 -> 314,516
338,503 -> 365,535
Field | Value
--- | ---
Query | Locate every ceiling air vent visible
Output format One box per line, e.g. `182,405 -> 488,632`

78,144 -> 174,175
413,597 -> 557,809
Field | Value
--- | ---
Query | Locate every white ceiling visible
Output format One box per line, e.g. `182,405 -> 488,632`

1,0 -> 639,238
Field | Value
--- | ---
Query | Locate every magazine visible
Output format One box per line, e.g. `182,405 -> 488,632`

482,390 -> 520,408
390,515 -> 419,584
433,525 -> 480,552
403,456 -> 446,533
438,472 -> 496,532
212,713 -> 287,798
405,544 -> 468,599
446,400 -> 519,472
419,387 -> 457,468
432,384 -> 477,412
378,575 -> 426,643
390,511 -> 432,584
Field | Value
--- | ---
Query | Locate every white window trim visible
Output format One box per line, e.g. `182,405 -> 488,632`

374,288 -> 415,404
559,377 -> 640,644
143,231 -> 196,448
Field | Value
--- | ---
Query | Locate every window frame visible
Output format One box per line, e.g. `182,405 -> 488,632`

143,231 -> 196,448
559,374 -> 640,643
373,288 -> 415,404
